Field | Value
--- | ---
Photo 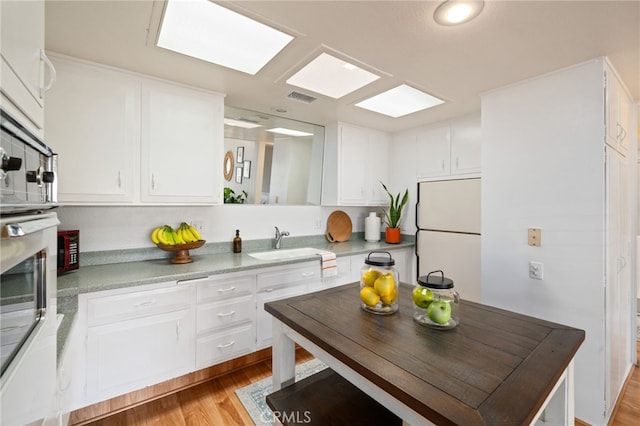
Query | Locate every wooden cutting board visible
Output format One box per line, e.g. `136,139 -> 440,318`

326,210 -> 352,242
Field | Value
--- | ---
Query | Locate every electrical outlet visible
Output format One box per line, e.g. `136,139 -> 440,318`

529,261 -> 543,280
191,221 -> 205,235
314,219 -> 322,229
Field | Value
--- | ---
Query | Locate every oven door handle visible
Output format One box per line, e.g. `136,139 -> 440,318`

1,216 -> 60,238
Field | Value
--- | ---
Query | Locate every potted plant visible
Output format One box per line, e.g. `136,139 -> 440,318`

380,182 -> 409,243
224,187 -> 248,204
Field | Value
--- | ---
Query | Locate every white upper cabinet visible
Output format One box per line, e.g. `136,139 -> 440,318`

415,113 -> 481,180
141,80 -> 224,204
0,0 -> 55,138
450,113 -> 481,175
47,56 -> 140,204
45,54 -> 224,205
605,65 -> 632,156
323,122 -> 390,206
416,125 -> 451,179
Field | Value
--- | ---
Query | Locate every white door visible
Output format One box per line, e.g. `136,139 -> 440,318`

417,178 -> 481,233
417,231 -> 481,303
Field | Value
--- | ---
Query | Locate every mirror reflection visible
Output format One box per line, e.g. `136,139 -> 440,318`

224,106 -> 325,205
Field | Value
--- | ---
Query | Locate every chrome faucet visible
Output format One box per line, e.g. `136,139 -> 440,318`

274,226 -> 290,249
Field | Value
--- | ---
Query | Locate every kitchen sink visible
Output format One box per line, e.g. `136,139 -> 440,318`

248,247 -> 321,260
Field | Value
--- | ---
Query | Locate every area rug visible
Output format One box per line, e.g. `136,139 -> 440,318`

235,358 -> 327,425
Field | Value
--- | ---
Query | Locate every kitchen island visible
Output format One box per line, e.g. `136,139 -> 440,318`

266,282 -> 585,425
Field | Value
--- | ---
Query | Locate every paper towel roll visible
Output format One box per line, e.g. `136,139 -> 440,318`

365,212 -> 381,242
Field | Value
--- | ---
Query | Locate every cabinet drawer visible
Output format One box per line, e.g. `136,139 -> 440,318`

196,324 -> 254,368
197,295 -> 254,333
196,274 -> 254,303
87,284 -> 192,326
257,261 -> 320,292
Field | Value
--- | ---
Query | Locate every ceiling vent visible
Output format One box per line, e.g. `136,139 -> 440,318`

287,91 -> 317,104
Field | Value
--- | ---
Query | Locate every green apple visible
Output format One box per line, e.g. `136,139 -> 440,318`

427,300 -> 451,325
412,286 -> 434,309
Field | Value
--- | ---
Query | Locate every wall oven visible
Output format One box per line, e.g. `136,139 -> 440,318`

1,107 -> 59,425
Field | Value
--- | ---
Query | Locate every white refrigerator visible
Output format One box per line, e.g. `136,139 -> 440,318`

415,178 -> 481,302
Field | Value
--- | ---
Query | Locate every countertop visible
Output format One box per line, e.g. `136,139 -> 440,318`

55,234 -> 414,363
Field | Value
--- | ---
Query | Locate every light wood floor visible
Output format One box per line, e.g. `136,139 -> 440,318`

76,344 -> 640,426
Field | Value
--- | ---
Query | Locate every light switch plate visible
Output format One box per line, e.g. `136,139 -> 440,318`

528,228 -> 542,246
529,261 -> 543,280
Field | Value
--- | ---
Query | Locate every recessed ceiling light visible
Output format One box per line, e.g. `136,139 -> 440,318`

157,0 -> 294,75
224,118 -> 262,129
266,128 -> 314,137
286,52 -> 380,99
434,0 -> 484,26
355,84 -> 445,118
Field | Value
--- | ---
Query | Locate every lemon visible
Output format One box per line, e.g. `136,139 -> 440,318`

360,286 -> 381,307
361,269 -> 381,287
381,287 -> 398,305
374,273 -> 395,297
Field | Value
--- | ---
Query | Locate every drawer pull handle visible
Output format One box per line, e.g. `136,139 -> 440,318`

265,288 -> 274,293
134,299 -> 156,308
217,341 -> 235,349
218,286 -> 236,293
217,310 -> 236,317
301,272 -> 315,277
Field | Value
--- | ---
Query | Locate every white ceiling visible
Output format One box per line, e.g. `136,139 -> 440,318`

45,0 -> 640,133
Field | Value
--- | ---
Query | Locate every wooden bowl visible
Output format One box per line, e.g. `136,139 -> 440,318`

156,240 -> 205,264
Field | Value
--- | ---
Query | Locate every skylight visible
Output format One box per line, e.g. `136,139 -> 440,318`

286,53 -> 380,99
355,85 -> 445,118
157,0 -> 294,75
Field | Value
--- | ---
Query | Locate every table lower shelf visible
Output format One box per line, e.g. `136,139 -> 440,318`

266,367 -> 402,426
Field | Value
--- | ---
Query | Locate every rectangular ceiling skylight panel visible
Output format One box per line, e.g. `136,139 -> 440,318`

157,0 -> 294,75
355,84 -> 445,118
286,53 -> 380,99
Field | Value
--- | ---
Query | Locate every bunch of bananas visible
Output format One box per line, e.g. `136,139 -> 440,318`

151,222 -> 202,246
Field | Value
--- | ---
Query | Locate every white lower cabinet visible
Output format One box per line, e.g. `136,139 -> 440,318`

84,282 -> 196,404
195,273 -> 256,368
68,248 -> 412,411
255,262 -> 320,348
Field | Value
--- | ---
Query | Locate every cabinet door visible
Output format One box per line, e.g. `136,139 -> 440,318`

338,124 -> 368,204
367,130 -> 390,204
416,126 -> 451,179
255,283 -> 307,349
605,72 -> 631,156
46,57 -> 140,203
450,115 -> 481,175
0,0 -> 46,134
86,308 -> 195,403
141,80 -> 223,204
604,146 -> 633,416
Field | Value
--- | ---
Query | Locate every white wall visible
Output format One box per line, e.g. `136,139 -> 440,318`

481,58 -> 636,425
56,204 -> 375,252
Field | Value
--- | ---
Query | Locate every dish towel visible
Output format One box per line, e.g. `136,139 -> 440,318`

317,250 -> 338,280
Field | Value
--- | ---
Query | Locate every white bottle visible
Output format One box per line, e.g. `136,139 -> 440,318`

364,212 -> 381,242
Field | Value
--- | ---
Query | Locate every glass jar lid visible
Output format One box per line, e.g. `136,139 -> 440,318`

364,251 -> 395,266
418,270 -> 454,289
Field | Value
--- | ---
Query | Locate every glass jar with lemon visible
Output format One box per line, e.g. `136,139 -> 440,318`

359,251 -> 399,315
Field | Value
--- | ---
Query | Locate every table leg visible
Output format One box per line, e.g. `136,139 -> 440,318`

271,318 -> 296,391
531,360 -> 575,425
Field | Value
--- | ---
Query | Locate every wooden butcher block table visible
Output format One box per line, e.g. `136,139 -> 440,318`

265,282 -> 585,425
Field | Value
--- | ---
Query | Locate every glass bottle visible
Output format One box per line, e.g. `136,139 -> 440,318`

233,229 -> 242,253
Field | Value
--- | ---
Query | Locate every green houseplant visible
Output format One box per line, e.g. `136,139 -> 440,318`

380,182 -> 409,243
224,187 -> 247,204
